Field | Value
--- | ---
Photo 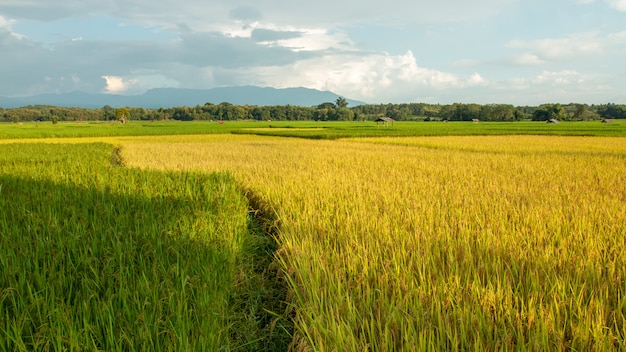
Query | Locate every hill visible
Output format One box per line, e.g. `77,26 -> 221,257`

0,86 -> 365,109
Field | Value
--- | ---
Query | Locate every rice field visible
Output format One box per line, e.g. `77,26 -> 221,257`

0,142 -> 289,351
2,123 -> 626,350
120,134 -> 626,351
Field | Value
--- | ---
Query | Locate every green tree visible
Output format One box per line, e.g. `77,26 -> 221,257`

572,104 -> 586,121
116,107 -> 130,123
336,107 -> 355,121
480,104 -> 516,121
597,103 -> 626,119
102,105 -> 115,121
335,97 -> 348,108
532,104 -> 563,121
314,108 -> 330,121
318,102 -> 336,110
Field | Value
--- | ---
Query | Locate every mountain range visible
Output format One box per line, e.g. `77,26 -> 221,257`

0,86 -> 365,109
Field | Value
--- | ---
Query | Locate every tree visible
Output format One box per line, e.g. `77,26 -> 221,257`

102,105 -> 116,121
317,102 -> 336,110
116,107 -> 130,123
251,106 -> 271,121
480,104 -> 516,121
597,103 -> 626,119
335,107 -> 355,121
314,108 -> 330,121
572,104 -> 586,121
335,97 -> 348,108
532,104 -> 563,121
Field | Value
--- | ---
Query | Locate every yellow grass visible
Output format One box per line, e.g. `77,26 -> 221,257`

116,134 -> 626,350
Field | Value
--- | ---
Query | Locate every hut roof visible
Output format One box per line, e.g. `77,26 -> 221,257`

375,117 -> 395,122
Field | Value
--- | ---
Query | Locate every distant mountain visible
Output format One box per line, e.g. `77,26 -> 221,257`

0,86 -> 366,109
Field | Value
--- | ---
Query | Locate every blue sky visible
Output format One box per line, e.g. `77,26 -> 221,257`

1,0 -> 625,105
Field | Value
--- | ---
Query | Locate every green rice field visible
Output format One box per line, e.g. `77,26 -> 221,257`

1,120 -> 625,351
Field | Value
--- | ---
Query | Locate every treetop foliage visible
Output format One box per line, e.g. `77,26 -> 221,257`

1,100 -> 624,123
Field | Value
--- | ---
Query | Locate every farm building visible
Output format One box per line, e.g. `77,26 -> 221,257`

375,117 -> 395,127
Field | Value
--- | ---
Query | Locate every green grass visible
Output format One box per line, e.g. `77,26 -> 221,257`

0,143 -> 290,351
237,120 -> 626,139
2,119 -> 625,140
0,120 -> 273,139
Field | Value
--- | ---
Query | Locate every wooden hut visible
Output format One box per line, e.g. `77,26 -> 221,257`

375,116 -> 395,127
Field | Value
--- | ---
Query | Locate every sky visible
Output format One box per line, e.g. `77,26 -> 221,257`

1,0 -> 625,105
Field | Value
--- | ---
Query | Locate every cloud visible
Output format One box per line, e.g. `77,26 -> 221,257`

229,6 -> 263,21
102,75 -> 132,94
1,0 -> 625,105
0,14 -> 26,39
531,70 -> 586,85
0,0 -> 115,21
175,31 -> 302,67
483,68 -> 626,105
0,15 -> 12,27
251,28 -> 302,42
577,0 -> 626,11
232,50 -> 489,103
510,53 -> 545,66
267,29 -> 354,52
499,30 -> 626,72
506,32 -> 604,61
1,0 -> 516,30
606,0 -> 626,10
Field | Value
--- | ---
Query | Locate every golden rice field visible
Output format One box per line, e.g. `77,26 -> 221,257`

118,134 -> 626,351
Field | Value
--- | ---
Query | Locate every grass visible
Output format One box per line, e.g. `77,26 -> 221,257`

2,119 -> 626,140
0,120 -> 272,139
0,142 -> 291,351
240,120 -> 626,138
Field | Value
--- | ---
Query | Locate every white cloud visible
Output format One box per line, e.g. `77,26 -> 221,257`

1,0 -> 625,105
101,75 -> 137,94
608,30 -> 626,41
0,15 -> 26,39
222,22 -> 355,52
234,50 -> 489,102
511,53 -> 545,66
577,0 -> 626,11
607,0 -> 626,10
0,15 -> 11,27
506,32 -> 604,61
468,73 -> 487,86
531,70 -> 585,85
268,29 -> 353,52
1,0 -> 516,31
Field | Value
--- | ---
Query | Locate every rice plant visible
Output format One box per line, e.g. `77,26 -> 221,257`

0,142 -> 289,351
121,134 -> 626,351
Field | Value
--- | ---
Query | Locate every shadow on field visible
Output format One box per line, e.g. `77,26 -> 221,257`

0,160 -> 292,350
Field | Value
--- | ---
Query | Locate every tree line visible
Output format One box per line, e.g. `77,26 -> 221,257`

2,99 -> 625,123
